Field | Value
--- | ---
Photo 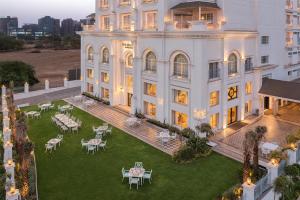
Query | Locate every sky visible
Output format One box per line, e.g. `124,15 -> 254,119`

0,0 -> 95,26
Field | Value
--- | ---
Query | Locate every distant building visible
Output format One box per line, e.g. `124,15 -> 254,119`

38,16 -> 60,36
0,16 -> 18,35
10,23 -> 44,39
61,18 -> 82,36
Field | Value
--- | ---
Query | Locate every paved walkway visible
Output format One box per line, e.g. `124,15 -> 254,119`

65,97 -> 182,155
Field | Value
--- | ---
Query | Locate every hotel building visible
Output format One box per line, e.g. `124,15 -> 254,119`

79,0 -> 300,130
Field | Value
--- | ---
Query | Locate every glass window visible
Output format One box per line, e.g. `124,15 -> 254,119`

245,101 -> 252,114
101,72 -> 109,83
144,11 -> 157,30
261,36 -> 269,44
200,13 -> 214,23
121,14 -> 131,31
144,82 -> 156,96
174,54 -> 188,79
209,62 -> 219,79
87,83 -> 94,93
145,51 -> 157,72
102,48 -> 109,64
101,87 -> 110,99
120,0 -> 130,5
126,53 -> 133,68
126,75 -> 133,89
261,56 -> 269,64
100,0 -> 109,8
209,91 -> 219,107
87,47 -> 94,61
245,82 -> 252,95
87,69 -> 94,79
210,113 -> 219,129
245,58 -> 253,72
228,86 -> 238,101
144,101 -> 156,117
228,53 -> 238,75
172,111 -> 188,128
173,89 -> 188,105
101,16 -> 110,31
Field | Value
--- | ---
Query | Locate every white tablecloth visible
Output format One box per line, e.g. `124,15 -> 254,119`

55,114 -> 78,128
261,142 -> 279,154
129,168 -> 145,178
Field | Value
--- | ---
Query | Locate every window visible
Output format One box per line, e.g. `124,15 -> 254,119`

101,87 -> 110,99
245,58 -> 253,72
87,83 -> 94,93
145,51 -> 157,72
143,0 -> 155,3
288,71 -> 292,76
200,13 -> 214,23
261,56 -> 269,64
100,0 -> 109,8
245,101 -> 252,114
228,54 -> 238,75
120,0 -> 130,6
144,82 -> 156,96
261,36 -> 269,45
209,91 -> 219,107
101,16 -> 110,31
126,53 -> 133,68
210,113 -> 219,129
121,14 -> 131,31
172,111 -> 188,128
101,72 -> 109,83
245,82 -> 252,95
87,69 -> 94,79
173,54 -> 188,79
87,47 -> 94,61
228,86 -> 238,101
126,75 -> 133,89
144,101 -> 156,117
102,48 -> 109,64
209,62 -> 219,79
143,11 -> 157,30
173,89 -> 188,105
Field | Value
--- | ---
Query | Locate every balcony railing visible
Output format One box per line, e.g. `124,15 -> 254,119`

82,25 -> 96,32
166,20 -> 219,32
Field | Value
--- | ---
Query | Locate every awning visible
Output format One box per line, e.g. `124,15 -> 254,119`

171,1 -> 220,9
259,78 -> 300,102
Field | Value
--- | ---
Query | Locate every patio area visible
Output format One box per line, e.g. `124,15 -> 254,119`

24,101 -> 241,200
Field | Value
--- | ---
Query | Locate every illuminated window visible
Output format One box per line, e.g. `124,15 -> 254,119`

101,16 -> 110,31
126,53 -> 133,68
121,14 -> 131,31
228,53 -> 238,75
245,82 -> 252,95
209,91 -> 219,107
126,75 -> 133,89
210,113 -> 219,129
102,48 -> 109,64
174,54 -> 188,79
87,69 -> 94,79
99,0 -> 109,8
143,11 -> 157,30
173,89 -> 188,105
144,101 -> 156,117
87,47 -> 94,61
120,0 -> 130,6
200,13 -> 214,23
145,51 -> 157,72
144,82 -> 157,96
228,86 -> 238,101
245,101 -> 252,114
101,87 -> 110,99
101,72 -> 109,83
172,111 -> 188,128
87,83 -> 94,93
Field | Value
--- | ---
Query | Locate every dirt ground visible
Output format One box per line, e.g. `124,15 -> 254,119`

0,49 -> 80,84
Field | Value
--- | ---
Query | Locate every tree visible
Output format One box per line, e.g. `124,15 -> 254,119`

243,130 -> 255,182
252,126 -> 267,177
0,35 -> 24,51
195,123 -> 214,138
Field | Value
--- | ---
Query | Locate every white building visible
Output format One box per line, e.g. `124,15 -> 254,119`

79,0 -> 300,130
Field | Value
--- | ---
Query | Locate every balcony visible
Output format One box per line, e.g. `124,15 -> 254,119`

166,20 -> 220,32
82,25 -> 96,32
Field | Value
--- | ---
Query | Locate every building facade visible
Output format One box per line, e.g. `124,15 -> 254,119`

38,16 -> 60,36
0,16 -> 18,35
79,0 -> 300,131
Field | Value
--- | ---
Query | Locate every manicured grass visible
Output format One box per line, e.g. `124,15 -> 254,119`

24,101 -> 241,200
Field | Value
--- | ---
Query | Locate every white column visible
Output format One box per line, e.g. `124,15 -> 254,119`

4,141 -> 13,163
2,107 -> 9,118
3,128 -> 11,143
221,61 -> 228,129
2,85 -> 6,95
24,82 -> 29,93
4,161 -> 15,184
64,77 -> 68,88
267,162 -> 279,184
242,182 -> 255,200
45,79 -> 49,90
287,149 -> 297,165
3,117 -> 10,128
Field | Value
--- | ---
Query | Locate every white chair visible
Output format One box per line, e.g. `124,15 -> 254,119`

57,135 -> 63,145
45,143 -> 54,152
170,133 -> 177,140
134,162 -> 143,169
34,112 -> 41,119
95,135 -> 102,139
81,139 -> 89,149
143,170 -> 152,184
61,126 -> 68,133
129,177 -> 139,190
106,127 -> 112,135
92,126 -> 98,133
72,126 -> 79,134
87,145 -> 96,154
99,141 -> 107,150
121,168 -> 130,182
49,104 -> 55,110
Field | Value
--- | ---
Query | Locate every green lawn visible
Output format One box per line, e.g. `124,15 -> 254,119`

24,101 -> 241,200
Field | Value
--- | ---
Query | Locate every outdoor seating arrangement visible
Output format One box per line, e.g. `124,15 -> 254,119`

121,162 -> 153,190
260,142 -> 280,157
38,102 -> 55,112
125,117 -> 141,127
45,135 -> 63,153
81,138 -> 107,154
25,111 -> 41,119
92,124 -> 112,138
157,130 -> 177,145
58,104 -> 74,113
52,113 -> 82,133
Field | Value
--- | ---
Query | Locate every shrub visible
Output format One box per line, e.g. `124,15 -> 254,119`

0,35 -> 24,51
285,164 -> 300,177
187,137 -> 211,156
134,111 -> 145,119
173,146 -> 195,163
181,128 -> 196,138
146,119 -> 169,129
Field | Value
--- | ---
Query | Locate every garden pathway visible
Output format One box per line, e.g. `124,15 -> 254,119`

65,97 -> 182,155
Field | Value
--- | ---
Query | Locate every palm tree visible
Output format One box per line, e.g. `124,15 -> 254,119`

252,126 -> 267,177
243,130 -> 255,182
195,123 -> 214,138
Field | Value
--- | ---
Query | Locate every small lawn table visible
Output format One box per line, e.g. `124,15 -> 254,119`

88,139 -> 102,150
25,111 -> 38,118
129,168 -> 145,185
47,138 -> 61,150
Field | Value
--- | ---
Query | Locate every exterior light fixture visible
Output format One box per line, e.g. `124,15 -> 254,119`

246,177 -> 252,185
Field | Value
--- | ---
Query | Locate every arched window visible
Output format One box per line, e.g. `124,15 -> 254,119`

173,54 -> 188,78
145,51 -> 157,72
126,53 -> 133,68
228,53 -> 238,75
102,48 -> 109,64
87,47 -> 94,61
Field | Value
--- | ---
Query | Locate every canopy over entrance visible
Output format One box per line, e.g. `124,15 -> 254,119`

259,78 -> 300,103
171,1 -> 220,9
